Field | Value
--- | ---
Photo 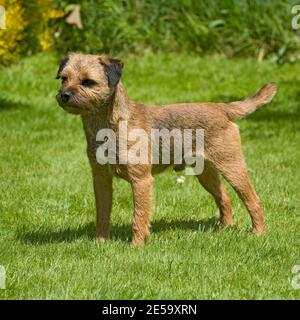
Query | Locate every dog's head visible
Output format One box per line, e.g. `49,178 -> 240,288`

56,53 -> 123,115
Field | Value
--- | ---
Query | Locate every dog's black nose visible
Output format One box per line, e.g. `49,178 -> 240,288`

61,91 -> 72,103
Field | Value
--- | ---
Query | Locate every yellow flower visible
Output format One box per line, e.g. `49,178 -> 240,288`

0,0 -> 27,64
0,0 -> 65,63
48,10 -> 65,20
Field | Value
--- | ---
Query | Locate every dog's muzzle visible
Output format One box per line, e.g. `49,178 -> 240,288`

60,91 -> 73,103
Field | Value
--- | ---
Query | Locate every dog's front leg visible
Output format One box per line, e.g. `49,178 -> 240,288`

131,175 -> 153,246
91,165 -> 112,241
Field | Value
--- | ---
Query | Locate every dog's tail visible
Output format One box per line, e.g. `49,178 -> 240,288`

221,82 -> 277,121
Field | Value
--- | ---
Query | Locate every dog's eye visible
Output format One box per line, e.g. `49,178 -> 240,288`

82,79 -> 96,87
61,76 -> 67,83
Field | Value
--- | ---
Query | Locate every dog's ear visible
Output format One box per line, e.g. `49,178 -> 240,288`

56,55 -> 69,79
99,56 -> 124,87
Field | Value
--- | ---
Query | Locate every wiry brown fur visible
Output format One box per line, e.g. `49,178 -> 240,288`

56,53 -> 277,246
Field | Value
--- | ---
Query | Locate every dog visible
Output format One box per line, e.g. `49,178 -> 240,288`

56,53 -> 276,245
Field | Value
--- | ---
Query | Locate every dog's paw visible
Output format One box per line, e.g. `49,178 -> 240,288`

132,237 -> 146,247
219,218 -> 233,228
96,236 -> 109,243
253,227 -> 265,236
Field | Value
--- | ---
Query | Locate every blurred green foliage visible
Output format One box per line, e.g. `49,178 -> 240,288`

1,0 -> 300,64
54,0 -> 300,63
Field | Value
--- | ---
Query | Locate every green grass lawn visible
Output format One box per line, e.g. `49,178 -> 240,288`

0,53 -> 299,299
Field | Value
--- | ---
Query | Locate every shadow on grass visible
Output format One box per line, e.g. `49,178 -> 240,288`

0,96 -> 29,112
16,217 -> 219,245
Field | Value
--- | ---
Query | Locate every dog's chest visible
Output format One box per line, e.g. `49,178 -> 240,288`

84,128 -> 130,180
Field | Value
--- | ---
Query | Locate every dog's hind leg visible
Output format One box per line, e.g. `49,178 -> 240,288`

197,162 -> 233,226
211,152 -> 264,235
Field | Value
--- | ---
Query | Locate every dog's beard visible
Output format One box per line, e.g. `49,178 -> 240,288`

56,92 -> 99,115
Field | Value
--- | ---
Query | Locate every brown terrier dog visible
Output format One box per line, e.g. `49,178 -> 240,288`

56,53 -> 276,246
